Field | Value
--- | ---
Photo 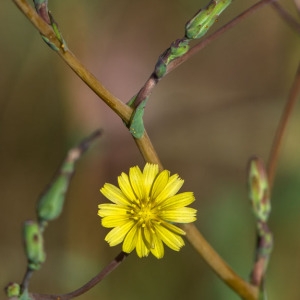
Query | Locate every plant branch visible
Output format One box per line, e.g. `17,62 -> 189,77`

271,2 -> 300,33
28,252 -> 129,300
11,1 -> 269,299
267,63 -> 300,189
12,0 -> 132,123
182,223 -> 258,300
167,0 -> 276,74
132,0 -> 275,110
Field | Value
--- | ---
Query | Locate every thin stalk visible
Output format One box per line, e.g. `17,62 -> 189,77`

12,0 -> 132,123
267,64 -> 300,189
271,2 -> 300,33
182,223 -> 258,300
29,252 -> 129,300
167,0 -> 276,74
133,0 -> 276,109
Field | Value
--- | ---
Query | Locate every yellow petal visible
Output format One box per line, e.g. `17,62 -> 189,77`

150,233 -> 164,259
143,163 -> 159,197
105,221 -> 135,246
98,204 -> 128,217
161,221 -> 186,236
155,225 -> 185,251
123,223 -> 139,253
160,207 -> 197,223
151,170 -> 169,199
102,215 -> 130,228
100,184 -> 130,205
136,228 -> 150,258
118,172 -> 136,201
160,192 -> 195,209
129,166 -> 145,199
155,174 -> 184,204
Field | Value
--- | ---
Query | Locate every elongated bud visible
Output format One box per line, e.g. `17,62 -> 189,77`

247,157 -> 271,222
37,162 -> 74,222
37,131 -> 101,222
23,221 -> 46,270
185,0 -> 232,40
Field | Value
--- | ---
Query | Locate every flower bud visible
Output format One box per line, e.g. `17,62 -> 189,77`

23,221 -> 46,270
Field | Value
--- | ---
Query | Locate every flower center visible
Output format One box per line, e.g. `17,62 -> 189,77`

130,197 -> 159,227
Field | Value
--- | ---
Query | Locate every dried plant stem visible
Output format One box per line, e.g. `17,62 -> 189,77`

267,64 -> 300,189
29,252 -> 129,300
133,0 -> 275,109
12,0 -> 132,123
271,2 -> 300,33
168,0 -> 276,74
182,223 -> 258,300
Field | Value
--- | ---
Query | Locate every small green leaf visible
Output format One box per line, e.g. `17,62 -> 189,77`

129,97 -> 148,138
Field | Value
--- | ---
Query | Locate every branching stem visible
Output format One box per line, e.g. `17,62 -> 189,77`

11,0 -> 289,299
12,0 -> 132,123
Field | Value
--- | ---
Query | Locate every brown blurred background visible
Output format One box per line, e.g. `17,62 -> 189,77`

1,0 -> 300,299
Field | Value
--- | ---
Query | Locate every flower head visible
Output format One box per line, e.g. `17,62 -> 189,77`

98,163 -> 197,258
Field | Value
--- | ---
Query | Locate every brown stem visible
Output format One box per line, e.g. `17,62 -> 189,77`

12,0 -> 132,123
267,64 -> 300,189
167,0 -> 276,74
182,223 -> 258,300
134,131 -> 163,169
132,0 -> 276,109
271,2 -> 300,34
294,0 -> 300,14
29,252 -> 129,300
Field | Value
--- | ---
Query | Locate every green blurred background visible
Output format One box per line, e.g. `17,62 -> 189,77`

1,0 -> 300,299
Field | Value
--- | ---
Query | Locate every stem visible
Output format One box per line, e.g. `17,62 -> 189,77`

12,0 -> 276,298
133,0 -> 276,109
20,267 -> 34,293
267,64 -> 300,189
12,0 -> 132,123
167,0 -> 276,74
182,223 -> 258,300
271,2 -> 300,33
134,131 -> 163,169
30,252 -> 129,300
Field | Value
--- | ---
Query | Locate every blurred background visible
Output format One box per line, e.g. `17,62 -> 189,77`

1,0 -> 300,299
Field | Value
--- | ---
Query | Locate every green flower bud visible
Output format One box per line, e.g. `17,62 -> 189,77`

37,160 -> 74,222
185,0 -> 232,40
248,157 -> 271,222
168,39 -> 190,63
23,221 -> 46,270
5,282 -> 20,297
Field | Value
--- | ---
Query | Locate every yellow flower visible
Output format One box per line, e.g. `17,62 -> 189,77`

98,163 -> 197,258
